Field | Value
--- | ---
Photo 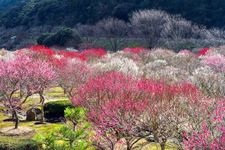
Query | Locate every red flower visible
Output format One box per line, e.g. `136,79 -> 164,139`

80,48 -> 107,60
198,48 -> 210,56
29,45 -> 55,56
123,47 -> 146,54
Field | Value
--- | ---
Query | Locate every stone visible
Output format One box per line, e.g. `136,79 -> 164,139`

26,108 -> 42,121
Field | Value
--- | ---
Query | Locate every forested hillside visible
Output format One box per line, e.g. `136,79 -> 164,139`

0,0 -> 24,10
0,0 -> 225,28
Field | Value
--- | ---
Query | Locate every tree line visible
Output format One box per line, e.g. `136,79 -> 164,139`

0,0 -> 225,28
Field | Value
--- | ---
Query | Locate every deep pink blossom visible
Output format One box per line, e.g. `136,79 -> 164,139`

123,47 -> 146,54
202,54 -> 225,72
56,50 -> 86,61
29,45 -> 55,57
80,48 -> 107,61
198,48 -> 210,56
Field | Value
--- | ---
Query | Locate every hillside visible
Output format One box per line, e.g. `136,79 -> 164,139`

0,0 -> 24,10
0,0 -> 225,28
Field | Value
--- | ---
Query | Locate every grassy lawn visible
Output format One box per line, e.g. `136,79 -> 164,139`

0,111 -> 64,150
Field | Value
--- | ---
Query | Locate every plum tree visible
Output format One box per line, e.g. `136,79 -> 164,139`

0,52 -> 55,128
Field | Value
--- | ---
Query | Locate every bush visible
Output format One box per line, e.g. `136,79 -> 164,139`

37,28 -> 82,47
44,100 -> 72,122
36,33 -> 51,45
34,123 -> 91,150
0,138 -> 39,150
34,107 -> 91,150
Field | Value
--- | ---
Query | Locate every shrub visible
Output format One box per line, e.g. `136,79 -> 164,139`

37,28 -> 82,47
0,138 -> 39,150
64,107 -> 87,127
34,107 -> 92,150
36,33 -> 51,45
44,100 -> 72,122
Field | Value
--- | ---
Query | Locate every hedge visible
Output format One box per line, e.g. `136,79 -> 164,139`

44,100 -> 72,122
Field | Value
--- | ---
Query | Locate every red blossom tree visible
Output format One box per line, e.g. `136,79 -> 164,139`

56,50 -> 86,61
89,98 -> 148,150
198,48 -> 210,56
73,71 -> 203,150
29,45 -> 56,58
73,71 -> 149,149
80,48 -> 107,61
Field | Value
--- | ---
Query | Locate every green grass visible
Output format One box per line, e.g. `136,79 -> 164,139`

0,108 -> 64,135
0,111 -> 64,149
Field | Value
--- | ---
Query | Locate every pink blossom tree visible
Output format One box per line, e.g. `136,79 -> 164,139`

202,54 -> 225,72
183,99 -> 225,150
55,58 -> 91,99
0,52 -> 55,128
89,98 -> 148,150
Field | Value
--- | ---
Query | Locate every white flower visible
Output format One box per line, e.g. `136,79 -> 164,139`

0,51 -> 15,61
91,55 -> 142,77
143,61 -> 189,83
191,66 -> 225,96
143,59 -> 168,70
53,54 -> 63,60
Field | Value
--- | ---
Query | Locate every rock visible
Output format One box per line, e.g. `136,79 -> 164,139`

17,110 -> 26,121
26,108 -> 42,121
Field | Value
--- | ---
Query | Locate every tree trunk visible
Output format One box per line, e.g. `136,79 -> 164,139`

72,121 -> 77,131
13,109 -> 19,129
126,139 -> 131,150
40,103 -> 45,123
160,142 -> 166,150
39,93 -> 45,124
